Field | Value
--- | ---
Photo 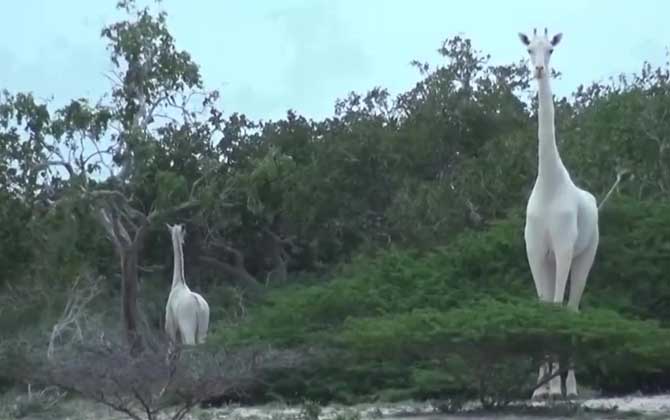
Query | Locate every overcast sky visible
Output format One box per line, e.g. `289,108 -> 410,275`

2,0 -> 669,122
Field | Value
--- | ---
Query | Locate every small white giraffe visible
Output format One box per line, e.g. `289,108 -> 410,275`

165,223 -> 210,345
519,28 -> 600,400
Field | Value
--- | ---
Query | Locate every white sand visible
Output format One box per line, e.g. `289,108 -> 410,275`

200,395 -> 670,419
21,393 -> 670,419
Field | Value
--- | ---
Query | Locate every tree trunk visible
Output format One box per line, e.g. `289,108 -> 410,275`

121,248 -> 143,355
263,224 -> 289,285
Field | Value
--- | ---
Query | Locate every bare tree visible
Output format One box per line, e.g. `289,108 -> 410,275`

43,339 -> 308,420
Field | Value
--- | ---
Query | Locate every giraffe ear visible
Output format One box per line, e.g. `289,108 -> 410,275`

551,33 -> 563,46
518,32 -> 530,46
166,223 -> 171,230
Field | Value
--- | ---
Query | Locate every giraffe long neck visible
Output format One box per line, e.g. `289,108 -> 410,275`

171,234 -> 186,290
536,75 -> 566,185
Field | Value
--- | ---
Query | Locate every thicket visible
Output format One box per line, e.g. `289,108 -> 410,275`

2,0 -> 670,413
214,202 -> 670,405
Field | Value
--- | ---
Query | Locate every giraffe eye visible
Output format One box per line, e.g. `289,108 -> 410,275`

549,49 -> 554,54
527,48 -> 531,53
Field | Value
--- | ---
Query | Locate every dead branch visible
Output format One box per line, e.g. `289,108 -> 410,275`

138,264 -> 166,273
47,273 -> 103,361
98,206 -> 132,252
262,226 -> 295,248
147,199 -> 200,224
42,339 -> 304,420
599,167 -> 630,210
465,198 -> 483,227
92,188 -> 198,250
89,190 -> 147,222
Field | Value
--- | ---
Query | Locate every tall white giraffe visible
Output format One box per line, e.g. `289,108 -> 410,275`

165,223 -> 210,345
519,28 -> 600,399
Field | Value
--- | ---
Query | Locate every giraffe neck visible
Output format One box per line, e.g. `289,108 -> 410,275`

536,75 -> 566,186
171,234 -> 186,290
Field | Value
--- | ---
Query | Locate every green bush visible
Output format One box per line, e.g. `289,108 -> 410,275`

587,197 -> 670,323
212,198 -> 670,402
340,301 -> 670,402
215,216 -> 532,347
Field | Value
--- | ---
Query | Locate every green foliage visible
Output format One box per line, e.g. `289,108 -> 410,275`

587,197 -> 670,322
154,170 -> 189,210
340,302 -> 670,370
215,217 -> 530,348
215,197 -> 670,402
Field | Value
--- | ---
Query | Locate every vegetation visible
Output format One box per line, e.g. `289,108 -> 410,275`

2,0 -> 670,416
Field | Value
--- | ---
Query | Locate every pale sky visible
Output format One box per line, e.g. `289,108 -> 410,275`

1,0 -> 669,122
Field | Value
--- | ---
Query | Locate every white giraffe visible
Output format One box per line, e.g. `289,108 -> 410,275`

165,223 -> 210,345
519,28 -> 599,399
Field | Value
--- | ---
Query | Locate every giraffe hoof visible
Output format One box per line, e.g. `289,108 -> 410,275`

531,388 -> 550,401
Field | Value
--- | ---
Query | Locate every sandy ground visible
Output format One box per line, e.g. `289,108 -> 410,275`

196,395 -> 670,420
16,393 -> 670,420
579,394 -> 670,414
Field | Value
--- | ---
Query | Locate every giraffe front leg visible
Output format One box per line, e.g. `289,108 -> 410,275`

553,246 -> 574,306
552,243 -> 574,400
525,226 -> 557,401
165,310 -> 177,344
548,361 -> 562,398
550,244 -> 570,400
564,232 -> 599,398
565,368 -> 578,398
531,362 -> 551,400
549,212 -> 578,305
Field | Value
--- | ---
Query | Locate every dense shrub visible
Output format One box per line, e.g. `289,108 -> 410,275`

213,198 -> 670,402
586,196 -> 670,323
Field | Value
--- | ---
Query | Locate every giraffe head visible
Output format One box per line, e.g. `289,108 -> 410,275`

518,28 -> 562,79
166,223 -> 186,246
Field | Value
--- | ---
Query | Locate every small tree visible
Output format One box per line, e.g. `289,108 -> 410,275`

22,0 -> 220,353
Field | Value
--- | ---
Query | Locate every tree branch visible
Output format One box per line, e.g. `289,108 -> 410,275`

32,160 -> 75,178
147,199 -> 200,224
98,208 -> 125,252
47,273 -> 102,361
262,226 -> 295,248
210,239 -> 246,267
98,205 -> 133,253
199,256 -> 262,297
598,168 -> 629,211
